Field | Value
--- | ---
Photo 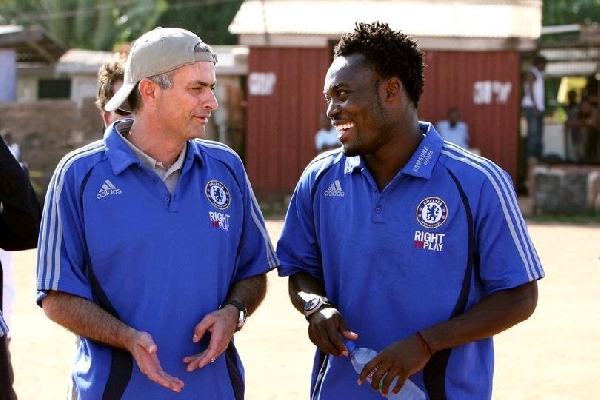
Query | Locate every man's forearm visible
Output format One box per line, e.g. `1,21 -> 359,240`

42,290 -> 137,351
288,272 -> 327,315
419,281 -> 538,354
225,273 -> 268,316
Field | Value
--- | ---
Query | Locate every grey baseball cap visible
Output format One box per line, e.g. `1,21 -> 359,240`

104,27 -> 217,112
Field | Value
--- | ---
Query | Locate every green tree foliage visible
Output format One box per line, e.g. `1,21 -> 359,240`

0,0 -> 167,50
543,0 -> 600,25
156,0 -> 244,45
0,0 -> 242,50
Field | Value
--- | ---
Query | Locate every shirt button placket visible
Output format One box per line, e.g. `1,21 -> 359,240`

373,204 -> 384,222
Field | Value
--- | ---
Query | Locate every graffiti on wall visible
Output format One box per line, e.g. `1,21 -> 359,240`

473,81 -> 512,104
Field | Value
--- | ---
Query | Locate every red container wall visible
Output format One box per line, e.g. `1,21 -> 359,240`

245,47 -> 330,199
419,50 -> 522,183
245,48 -> 523,199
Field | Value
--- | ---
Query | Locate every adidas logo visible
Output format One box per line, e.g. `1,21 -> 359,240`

324,180 -> 345,197
96,179 -> 123,199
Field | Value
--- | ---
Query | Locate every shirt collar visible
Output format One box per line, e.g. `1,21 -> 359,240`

343,121 -> 443,178
122,137 -> 186,175
402,122 -> 443,179
104,119 -> 204,175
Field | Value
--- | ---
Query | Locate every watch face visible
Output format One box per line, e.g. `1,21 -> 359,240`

304,297 -> 322,313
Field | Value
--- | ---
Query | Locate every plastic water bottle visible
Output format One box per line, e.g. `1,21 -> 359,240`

345,340 -> 426,400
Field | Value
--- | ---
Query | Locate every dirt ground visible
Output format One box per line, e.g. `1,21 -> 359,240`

8,220 -> 600,399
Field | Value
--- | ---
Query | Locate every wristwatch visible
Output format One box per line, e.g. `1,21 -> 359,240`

221,300 -> 248,331
303,296 -> 331,320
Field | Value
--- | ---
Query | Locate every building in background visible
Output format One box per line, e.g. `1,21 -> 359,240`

0,25 -> 66,103
229,0 -> 542,200
0,27 -> 248,203
527,24 -> 600,215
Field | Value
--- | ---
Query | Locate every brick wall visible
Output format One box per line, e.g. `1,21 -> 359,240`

0,99 -> 103,203
0,99 -> 230,205
531,164 -> 600,215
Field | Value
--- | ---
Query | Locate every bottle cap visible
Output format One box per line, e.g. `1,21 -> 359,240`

344,339 -> 356,353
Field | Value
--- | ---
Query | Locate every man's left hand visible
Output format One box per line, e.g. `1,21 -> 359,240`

182,306 -> 238,371
358,336 -> 430,396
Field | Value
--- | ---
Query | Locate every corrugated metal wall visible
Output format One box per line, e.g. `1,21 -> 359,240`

245,48 -> 523,199
419,50 -> 522,182
245,47 -> 330,199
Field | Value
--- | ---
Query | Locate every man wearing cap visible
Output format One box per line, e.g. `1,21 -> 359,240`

36,27 -> 278,398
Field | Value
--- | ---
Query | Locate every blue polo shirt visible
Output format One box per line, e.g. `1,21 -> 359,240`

277,122 -> 544,399
37,121 -> 278,399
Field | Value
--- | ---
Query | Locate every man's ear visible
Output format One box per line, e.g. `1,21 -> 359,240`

385,77 -> 402,101
101,112 -> 111,128
138,79 -> 158,104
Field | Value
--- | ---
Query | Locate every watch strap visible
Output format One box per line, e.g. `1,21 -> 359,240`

304,297 -> 333,321
221,300 -> 247,331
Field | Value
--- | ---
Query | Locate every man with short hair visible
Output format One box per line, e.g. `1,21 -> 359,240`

277,21 -> 543,399
95,51 -> 131,126
37,27 -> 278,398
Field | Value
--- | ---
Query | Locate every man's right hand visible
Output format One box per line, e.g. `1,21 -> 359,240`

307,307 -> 358,356
129,330 -> 185,392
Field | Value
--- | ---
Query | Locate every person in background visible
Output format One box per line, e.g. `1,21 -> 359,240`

95,51 -> 131,127
315,113 -> 340,154
565,96 -> 599,165
563,89 -> 582,163
0,134 -> 41,400
37,27 -> 278,398
436,107 -> 469,149
276,21 -> 543,399
522,55 -> 547,164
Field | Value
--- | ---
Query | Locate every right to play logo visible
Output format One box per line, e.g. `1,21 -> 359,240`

413,230 -> 446,252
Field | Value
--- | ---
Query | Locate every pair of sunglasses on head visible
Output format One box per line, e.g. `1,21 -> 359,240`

114,108 -> 131,116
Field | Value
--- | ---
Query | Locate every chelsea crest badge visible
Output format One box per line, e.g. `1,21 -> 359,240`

205,180 -> 231,210
416,197 -> 448,229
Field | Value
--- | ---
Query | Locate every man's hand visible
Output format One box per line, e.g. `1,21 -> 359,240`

129,330 -> 184,392
182,306 -> 238,371
307,307 -> 358,356
357,336 -> 430,396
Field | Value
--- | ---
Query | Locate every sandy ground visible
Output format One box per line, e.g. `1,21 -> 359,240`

8,220 -> 600,399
